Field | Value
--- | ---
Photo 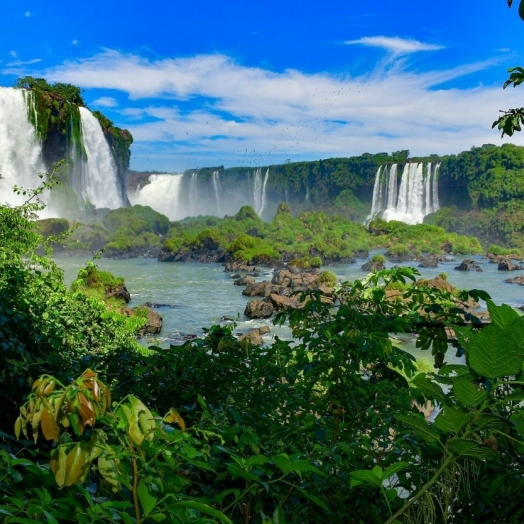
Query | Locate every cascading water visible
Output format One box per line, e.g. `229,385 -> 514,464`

367,162 -> 440,225
77,107 -> 125,209
211,171 -> 222,214
188,172 -> 198,208
253,168 -> 269,216
0,88 -> 46,207
129,174 -> 184,220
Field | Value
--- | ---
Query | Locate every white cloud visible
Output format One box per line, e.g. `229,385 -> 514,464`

6,58 -> 42,67
345,36 -> 443,56
72,39 -> 78,46
40,49 -> 524,170
24,11 -> 31,17
92,96 -> 118,107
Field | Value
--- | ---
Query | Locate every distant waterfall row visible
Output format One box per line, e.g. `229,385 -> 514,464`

0,87 -> 124,212
367,162 -> 440,225
130,168 -> 270,221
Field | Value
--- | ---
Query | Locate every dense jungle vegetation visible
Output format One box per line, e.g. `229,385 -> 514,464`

3,168 -> 524,524
39,201 -> 484,263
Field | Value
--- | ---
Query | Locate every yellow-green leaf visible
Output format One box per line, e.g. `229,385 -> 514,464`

165,408 -> 186,430
41,408 -> 59,442
64,443 -> 90,486
50,446 -> 67,487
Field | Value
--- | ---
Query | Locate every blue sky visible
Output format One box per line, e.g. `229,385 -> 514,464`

2,0 -> 524,172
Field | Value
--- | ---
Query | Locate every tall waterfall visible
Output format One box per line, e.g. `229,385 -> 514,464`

0,88 -> 46,207
211,171 -> 222,214
128,174 -> 184,220
77,107 -> 125,209
0,87 -> 126,213
253,168 -> 269,216
188,172 -> 198,208
367,162 -> 440,225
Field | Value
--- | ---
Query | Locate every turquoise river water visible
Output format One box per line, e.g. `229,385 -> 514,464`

55,253 -> 524,362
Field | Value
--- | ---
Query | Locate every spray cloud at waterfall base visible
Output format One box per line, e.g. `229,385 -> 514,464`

130,168 -> 271,221
367,162 -> 440,225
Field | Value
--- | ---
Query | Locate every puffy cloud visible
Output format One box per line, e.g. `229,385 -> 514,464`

40,47 -> 524,169
92,96 -> 117,107
345,36 -> 443,56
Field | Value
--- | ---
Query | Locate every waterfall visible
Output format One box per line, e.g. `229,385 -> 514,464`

0,88 -> 46,207
188,172 -> 198,208
253,168 -> 269,216
129,174 -> 183,220
77,107 -> 125,209
368,162 -> 440,225
211,171 -> 222,214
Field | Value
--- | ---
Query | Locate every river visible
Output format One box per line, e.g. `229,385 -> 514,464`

55,253 -> 524,355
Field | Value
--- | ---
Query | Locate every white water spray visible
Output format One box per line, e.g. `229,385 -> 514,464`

77,107 -> 124,209
211,171 -> 222,214
129,174 -> 184,220
368,162 -> 440,225
253,168 -> 269,216
0,88 -> 46,207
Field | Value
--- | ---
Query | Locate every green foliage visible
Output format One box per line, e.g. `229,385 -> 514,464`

4,169 -> 524,523
0,175 -> 144,435
319,270 -> 337,286
104,205 -> 170,235
309,256 -> 322,268
488,243 -> 522,256
372,254 -> 386,264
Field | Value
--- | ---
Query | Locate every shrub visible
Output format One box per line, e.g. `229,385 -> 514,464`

319,270 -> 337,287
372,254 -> 386,264
310,256 -> 322,268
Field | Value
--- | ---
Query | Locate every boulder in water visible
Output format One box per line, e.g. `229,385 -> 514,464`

454,259 -> 482,272
244,299 -> 274,319
361,259 -> 385,272
234,276 -> 256,286
237,326 -> 271,346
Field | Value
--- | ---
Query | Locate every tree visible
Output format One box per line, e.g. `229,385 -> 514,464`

492,1 -> 524,136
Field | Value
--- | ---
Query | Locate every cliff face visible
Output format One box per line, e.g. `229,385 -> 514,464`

15,77 -> 132,208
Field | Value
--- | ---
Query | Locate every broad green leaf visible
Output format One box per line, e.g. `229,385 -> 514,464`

487,300 -> 519,328
273,506 -> 288,524
468,325 -> 523,379
98,455 -> 120,491
448,438 -> 498,461
412,374 -> 448,405
119,512 -> 136,524
289,459 -> 324,475
438,364 -> 472,378
397,413 -> 441,443
171,501 -> 233,524
349,469 -> 382,487
137,478 -> 157,516
503,390 -> 524,402
510,412 -> 524,438
434,407 -> 469,434
447,438 -> 478,456
272,454 -> 293,475
227,463 -> 259,482
453,378 -> 488,407
383,461 -> 409,480
244,455 -> 269,469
